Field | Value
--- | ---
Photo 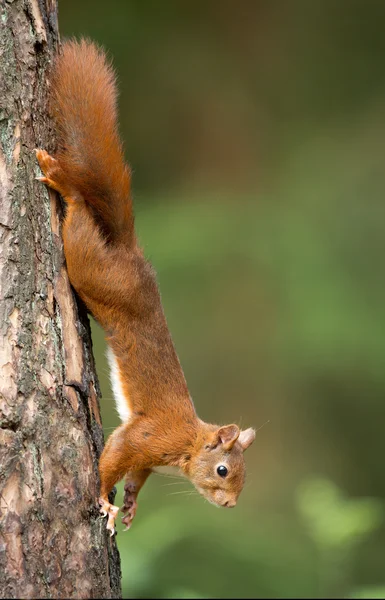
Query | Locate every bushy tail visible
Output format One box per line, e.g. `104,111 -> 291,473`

51,38 -> 133,243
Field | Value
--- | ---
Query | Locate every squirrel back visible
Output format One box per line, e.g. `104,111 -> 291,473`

51,39 -> 133,243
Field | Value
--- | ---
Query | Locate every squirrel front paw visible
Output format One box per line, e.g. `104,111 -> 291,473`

121,484 -> 138,531
99,497 -> 119,537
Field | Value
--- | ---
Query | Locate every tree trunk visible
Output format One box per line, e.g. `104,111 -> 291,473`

0,1 -> 121,597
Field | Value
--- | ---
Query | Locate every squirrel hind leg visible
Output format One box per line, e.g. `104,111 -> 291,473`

35,149 -> 80,202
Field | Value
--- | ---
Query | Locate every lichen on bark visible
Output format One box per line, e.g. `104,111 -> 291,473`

0,1 -> 121,597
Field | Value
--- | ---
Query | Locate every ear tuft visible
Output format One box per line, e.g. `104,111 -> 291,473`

238,427 -> 256,451
216,424 -> 240,451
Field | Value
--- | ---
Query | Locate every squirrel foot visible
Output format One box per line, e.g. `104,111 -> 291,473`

35,148 -> 77,201
99,497 -> 119,536
121,484 -> 138,531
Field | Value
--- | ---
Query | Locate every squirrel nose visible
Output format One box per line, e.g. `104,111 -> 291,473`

223,499 -> 236,508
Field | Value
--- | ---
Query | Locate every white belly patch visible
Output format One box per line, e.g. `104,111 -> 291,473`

106,346 -> 132,423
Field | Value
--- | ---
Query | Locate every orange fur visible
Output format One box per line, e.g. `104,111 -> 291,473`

51,39 -> 133,244
36,39 -> 255,534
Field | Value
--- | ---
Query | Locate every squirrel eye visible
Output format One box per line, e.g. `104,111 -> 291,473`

217,465 -> 228,478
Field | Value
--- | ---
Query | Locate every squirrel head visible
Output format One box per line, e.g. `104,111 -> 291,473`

184,423 -> 255,508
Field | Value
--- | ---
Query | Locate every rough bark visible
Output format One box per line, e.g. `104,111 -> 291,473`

0,1 -> 121,597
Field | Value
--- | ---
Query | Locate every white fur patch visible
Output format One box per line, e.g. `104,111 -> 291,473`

106,346 -> 132,423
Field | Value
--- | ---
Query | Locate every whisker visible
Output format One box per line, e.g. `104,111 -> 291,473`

255,419 -> 270,434
153,472 -> 185,480
162,481 -> 188,487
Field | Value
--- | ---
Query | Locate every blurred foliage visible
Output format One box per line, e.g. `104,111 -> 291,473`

60,1 -> 385,598
296,478 -> 383,597
296,478 -> 383,550
349,588 -> 385,599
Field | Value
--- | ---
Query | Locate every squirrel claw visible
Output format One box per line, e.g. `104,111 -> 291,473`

121,515 -> 132,526
35,148 -> 71,198
99,497 -> 119,536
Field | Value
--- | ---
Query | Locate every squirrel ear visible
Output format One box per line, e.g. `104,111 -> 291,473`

238,428 -> 256,451
216,424 -> 240,451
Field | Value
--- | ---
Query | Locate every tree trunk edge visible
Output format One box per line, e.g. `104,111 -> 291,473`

0,1 -> 121,597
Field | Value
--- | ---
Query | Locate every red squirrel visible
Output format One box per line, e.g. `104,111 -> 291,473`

36,39 -> 255,536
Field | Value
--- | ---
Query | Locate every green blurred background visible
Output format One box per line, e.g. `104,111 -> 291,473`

60,2 -> 385,598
